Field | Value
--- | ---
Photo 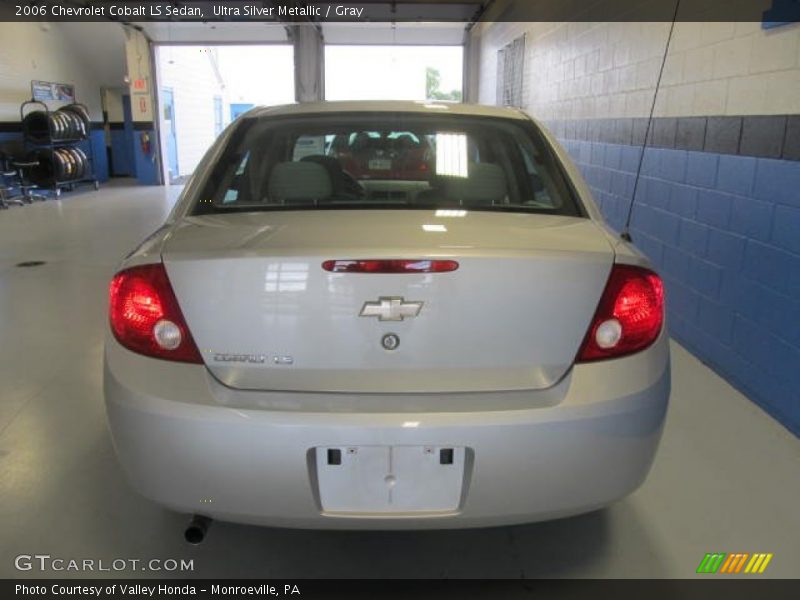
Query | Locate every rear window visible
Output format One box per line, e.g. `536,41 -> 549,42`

191,113 -> 583,216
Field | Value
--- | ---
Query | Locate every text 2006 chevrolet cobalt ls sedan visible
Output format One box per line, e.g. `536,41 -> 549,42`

104,101 -> 669,530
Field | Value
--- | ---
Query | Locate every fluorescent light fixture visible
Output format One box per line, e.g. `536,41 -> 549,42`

402,421 -> 420,428
435,133 -> 468,177
435,209 -> 467,218
422,224 -> 447,232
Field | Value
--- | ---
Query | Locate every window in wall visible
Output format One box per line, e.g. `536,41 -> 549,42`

496,35 -> 525,108
214,96 -> 223,136
325,46 -> 463,101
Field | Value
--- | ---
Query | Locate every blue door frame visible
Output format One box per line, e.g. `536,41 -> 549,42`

110,95 -> 134,177
162,88 -> 179,182
230,103 -> 255,121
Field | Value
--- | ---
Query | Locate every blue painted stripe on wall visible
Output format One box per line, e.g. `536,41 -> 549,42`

0,131 -> 22,146
109,129 -> 132,176
562,138 -> 800,436
84,129 -> 109,184
131,129 -> 159,185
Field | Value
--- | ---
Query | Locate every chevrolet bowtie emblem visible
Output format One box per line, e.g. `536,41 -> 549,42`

359,297 -> 423,321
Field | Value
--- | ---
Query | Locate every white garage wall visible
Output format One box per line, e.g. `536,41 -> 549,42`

103,88 -> 125,123
215,46 -> 295,107
156,46 -> 226,178
156,45 -> 295,180
472,15 -> 800,436
473,20 -> 800,119
0,22 -> 126,122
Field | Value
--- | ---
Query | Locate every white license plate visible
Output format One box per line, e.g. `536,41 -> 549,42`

316,446 -> 465,513
368,159 -> 392,170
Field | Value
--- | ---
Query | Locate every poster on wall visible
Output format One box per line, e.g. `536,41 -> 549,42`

31,80 -> 76,102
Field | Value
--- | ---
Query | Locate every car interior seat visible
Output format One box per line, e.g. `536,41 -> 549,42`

266,161 -> 333,205
301,155 -> 363,200
415,163 -> 508,207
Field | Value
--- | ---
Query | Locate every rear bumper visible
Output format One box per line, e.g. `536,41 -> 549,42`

104,333 -> 670,529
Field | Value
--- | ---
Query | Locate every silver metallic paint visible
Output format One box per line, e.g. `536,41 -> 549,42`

104,102 -> 669,529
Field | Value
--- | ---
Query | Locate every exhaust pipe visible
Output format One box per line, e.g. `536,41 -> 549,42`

184,515 -> 212,545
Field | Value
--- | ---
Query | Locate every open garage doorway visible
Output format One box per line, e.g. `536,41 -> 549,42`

155,44 -> 294,184
325,45 -> 463,102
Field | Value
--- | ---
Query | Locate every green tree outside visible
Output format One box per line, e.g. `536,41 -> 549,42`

425,67 -> 462,101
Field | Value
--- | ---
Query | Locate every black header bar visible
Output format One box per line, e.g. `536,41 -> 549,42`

1,0 -> 798,23
4,579 -> 800,600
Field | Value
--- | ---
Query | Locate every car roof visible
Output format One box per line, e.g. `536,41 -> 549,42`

246,100 -> 529,121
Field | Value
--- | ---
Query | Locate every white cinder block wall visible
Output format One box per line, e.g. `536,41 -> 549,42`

0,22 -> 111,121
102,88 -> 125,123
0,22 -> 126,184
156,46 -> 227,177
471,16 -> 800,436
474,20 -> 800,119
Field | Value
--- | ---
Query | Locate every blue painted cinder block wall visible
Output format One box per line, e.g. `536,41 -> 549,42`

0,129 -> 109,186
2,125 -> 158,187
131,128 -> 159,185
562,138 -> 800,436
84,129 -> 109,183
109,128 -> 133,177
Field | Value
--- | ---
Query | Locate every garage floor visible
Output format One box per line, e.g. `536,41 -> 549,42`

0,181 -> 798,579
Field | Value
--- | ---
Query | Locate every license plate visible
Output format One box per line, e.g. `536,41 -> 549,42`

316,446 -> 465,513
368,159 -> 392,170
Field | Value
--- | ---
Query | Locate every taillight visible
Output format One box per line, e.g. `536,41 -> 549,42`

576,264 -> 664,362
322,259 -> 459,273
108,263 -> 202,363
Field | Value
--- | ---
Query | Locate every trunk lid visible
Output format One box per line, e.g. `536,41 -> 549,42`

162,210 -> 615,393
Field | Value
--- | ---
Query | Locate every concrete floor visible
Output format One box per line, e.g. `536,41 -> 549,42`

0,181 -> 798,579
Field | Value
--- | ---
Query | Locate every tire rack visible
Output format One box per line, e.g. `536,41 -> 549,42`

20,99 -> 100,197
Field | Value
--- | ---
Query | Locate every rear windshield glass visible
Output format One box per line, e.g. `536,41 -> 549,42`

191,113 -> 583,216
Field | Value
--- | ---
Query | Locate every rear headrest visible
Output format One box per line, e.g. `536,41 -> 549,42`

442,163 -> 507,205
267,161 -> 332,202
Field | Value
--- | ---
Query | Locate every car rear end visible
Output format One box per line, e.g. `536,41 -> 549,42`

104,103 -> 669,529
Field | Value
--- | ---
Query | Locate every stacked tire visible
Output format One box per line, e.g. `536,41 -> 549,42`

28,147 -> 90,186
22,104 -> 91,142
22,103 -> 93,187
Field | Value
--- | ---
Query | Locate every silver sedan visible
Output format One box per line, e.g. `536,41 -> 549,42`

104,101 -> 669,531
